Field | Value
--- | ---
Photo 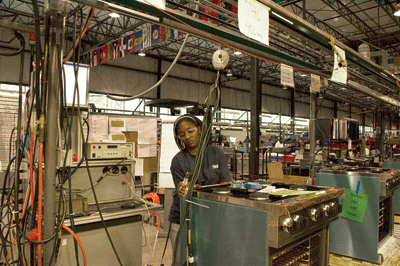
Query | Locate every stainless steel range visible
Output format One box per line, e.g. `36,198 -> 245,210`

316,166 -> 400,264
177,182 -> 344,266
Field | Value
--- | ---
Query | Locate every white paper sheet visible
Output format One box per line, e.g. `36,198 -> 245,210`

158,172 -> 175,188
137,144 -> 157,157
88,115 -> 110,142
310,74 -> 321,93
238,0 -> 270,45
125,117 -> 157,144
159,122 -> 180,173
281,64 -> 294,88
135,158 -> 144,176
331,45 -> 347,84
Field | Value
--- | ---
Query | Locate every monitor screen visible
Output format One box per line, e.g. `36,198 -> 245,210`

64,62 -> 89,107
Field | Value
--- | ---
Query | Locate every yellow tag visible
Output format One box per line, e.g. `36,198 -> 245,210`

111,121 -> 125,127
111,135 -> 125,141
329,35 -> 335,48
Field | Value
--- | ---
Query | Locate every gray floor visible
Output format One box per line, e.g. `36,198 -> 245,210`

142,211 -> 173,266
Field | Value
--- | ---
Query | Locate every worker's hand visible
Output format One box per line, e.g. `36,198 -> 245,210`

177,182 -> 201,195
177,181 -> 190,195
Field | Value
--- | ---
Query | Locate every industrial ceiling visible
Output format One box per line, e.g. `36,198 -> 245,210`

1,0 -> 400,114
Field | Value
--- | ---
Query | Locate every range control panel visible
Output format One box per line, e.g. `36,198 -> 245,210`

87,142 -> 134,160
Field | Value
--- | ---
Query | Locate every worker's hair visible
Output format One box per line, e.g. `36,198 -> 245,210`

173,114 -> 203,150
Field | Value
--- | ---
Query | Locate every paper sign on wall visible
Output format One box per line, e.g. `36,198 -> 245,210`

340,189 -> 369,223
238,0 -> 270,45
331,45 -> 347,84
281,64 -> 294,88
310,74 -> 321,93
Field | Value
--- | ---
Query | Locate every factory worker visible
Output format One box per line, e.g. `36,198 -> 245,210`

168,114 -> 232,265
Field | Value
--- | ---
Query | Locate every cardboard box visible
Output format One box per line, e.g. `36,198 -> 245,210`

267,162 -> 309,185
122,131 -> 138,157
143,157 -> 158,173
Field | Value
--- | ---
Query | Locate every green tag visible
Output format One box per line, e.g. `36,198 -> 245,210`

111,121 -> 125,127
111,134 -> 125,141
340,189 -> 369,223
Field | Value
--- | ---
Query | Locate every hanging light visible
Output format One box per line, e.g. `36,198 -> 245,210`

233,51 -> 242,56
138,50 -> 146,56
395,4 -> 400,16
109,12 -> 120,18
227,69 -> 233,76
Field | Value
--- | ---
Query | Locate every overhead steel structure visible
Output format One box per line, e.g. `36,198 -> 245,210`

2,0 -> 400,113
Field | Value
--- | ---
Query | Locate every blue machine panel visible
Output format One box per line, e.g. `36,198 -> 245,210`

179,197 -> 269,266
316,173 -> 380,263
382,161 -> 400,215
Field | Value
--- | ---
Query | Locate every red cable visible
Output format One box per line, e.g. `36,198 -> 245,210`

62,224 -> 88,266
144,192 -> 160,216
37,143 -> 44,266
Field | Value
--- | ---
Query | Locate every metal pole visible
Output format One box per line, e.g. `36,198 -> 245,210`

377,109 -> 385,161
249,57 -> 260,180
291,88 -> 295,134
309,92 -> 317,184
43,13 -> 63,266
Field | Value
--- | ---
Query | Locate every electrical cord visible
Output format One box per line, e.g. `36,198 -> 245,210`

12,32 -> 25,264
172,73 -> 221,265
0,31 -> 25,56
63,8 -> 95,63
8,127 -> 16,163
71,26 -> 124,264
107,34 -> 190,102
61,225 -> 87,266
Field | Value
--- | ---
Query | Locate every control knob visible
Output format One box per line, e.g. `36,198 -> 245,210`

322,204 -> 331,216
282,217 -> 293,233
309,208 -> 321,222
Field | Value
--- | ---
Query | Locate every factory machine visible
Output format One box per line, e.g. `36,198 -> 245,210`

55,137 -> 162,265
178,182 -> 344,266
316,166 -> 400,263
382,160 -> 400,215
57,159 -> 162,265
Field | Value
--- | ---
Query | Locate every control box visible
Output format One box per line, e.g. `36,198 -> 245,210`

87,142 -> 134,160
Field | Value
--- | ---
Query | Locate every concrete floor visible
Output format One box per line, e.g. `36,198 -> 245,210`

142,212 -> 173,266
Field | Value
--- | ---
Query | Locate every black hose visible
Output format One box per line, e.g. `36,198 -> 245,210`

0,31 -> 25,56
13,32 -> 26,263
31,0 -> 42,120
8,127 -> 16,163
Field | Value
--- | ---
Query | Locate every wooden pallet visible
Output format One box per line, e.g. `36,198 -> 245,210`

329,246 -> 400,266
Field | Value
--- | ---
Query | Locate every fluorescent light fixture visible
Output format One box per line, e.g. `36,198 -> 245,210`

395,4 -> 400,16
137,0 -> 166,10
234,51 -> 242,56
109,12 -> 120,18
104,1 -> 160,23
301,73 -> 307,77
138,50 -> 146,56
271,11 -> 294,25
216,110 -> 239,115
282,86 -> 288,90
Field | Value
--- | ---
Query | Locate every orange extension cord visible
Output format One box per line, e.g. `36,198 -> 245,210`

62,225 -> 87,266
